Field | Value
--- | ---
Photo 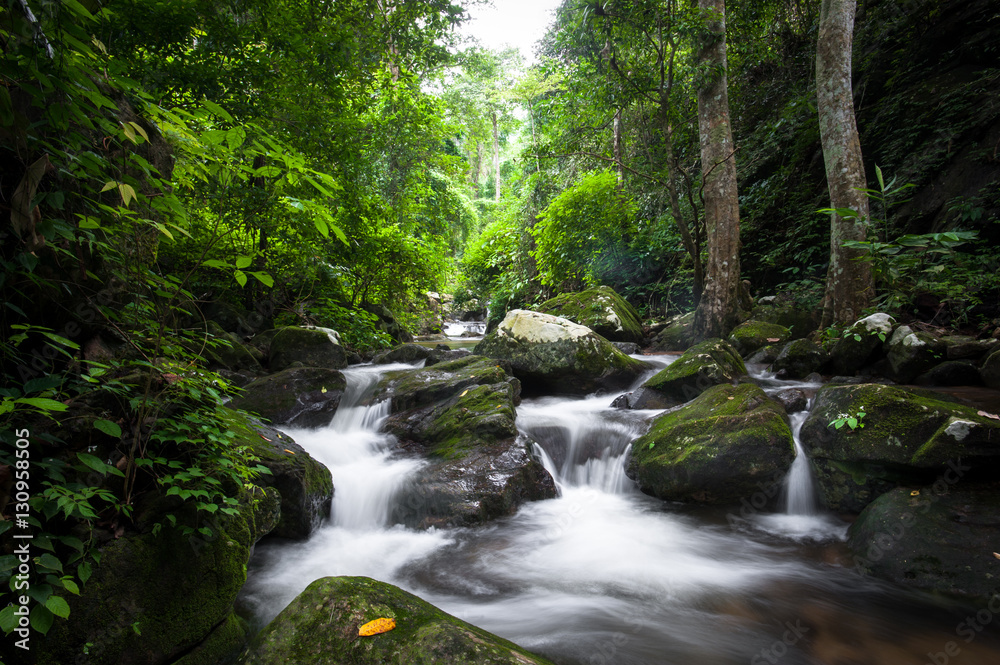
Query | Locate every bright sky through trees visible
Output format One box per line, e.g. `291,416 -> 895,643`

459,0 -> 562,63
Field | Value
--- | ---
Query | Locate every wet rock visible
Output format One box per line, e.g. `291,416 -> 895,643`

37,485 -> 279,665
474,310 -> 648,395
727,320 -> 791,357
746,343 -> 781,365
239,576 -> 556,665
772,338 -> 829,379
914,360 -> 983,387
641,338 -> 746,405
612,341 -> 641,355
610,386 -> 675,410
943,335 -> 999,361
827,313 -> 894,375
221,408 -> 334,539
800,383 -> 1000,513
750,301 -> 818,339
773,388 -> 809,413
378,356 -> 554,526
535,285 -> 644,343
884,325 -> 945,383
847,487 -> 1000,602
627,383 -> 795,505
269,326 -> 348,371
229,367 -> 346,429
647,311 -> 696,351
981,349 -> 1000,389
372,342 -> 434,365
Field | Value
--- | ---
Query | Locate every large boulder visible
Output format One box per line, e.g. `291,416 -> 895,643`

378,356 -> 556,527
771,338 -> 830,379
269,326 -> 348,371
372,343 -> 471,367
884,325 -> 945,383
647,311 -> 696,351
229,367 -> 346,429
239,576 -> 556,665
848,487 -> 1000,601
627,383 -> 795,504
726,320 -> 791,358
826,313 -> 894,376
221,408 -> 334,539
474,309 -> 648,395
36,486 -> 280,665
204,321 -> 264,373
751,299 -> 818,339
640,338 -> 747,405
981,348 -> 1000,388
535,285 -> 644,343
800,383 -> 1000,513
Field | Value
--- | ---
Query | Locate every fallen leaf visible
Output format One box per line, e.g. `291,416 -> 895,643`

977,410 -> 1000,420
994,552 -> 1000,560
460,389 -> 469,397
283,448 -> 295,455
260,435 -> 271,442
766,337 -> 780,342
359,617 -> 396,636
727,396 -> 734,400
321,386 -> 328,393
910,490 -> 920,496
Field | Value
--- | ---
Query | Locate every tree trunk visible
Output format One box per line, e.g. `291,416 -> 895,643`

693,0 -> 741,340
817,0 -> 871,328
492,111 -> 500,202
661,114 -> 704,305
613,108 -> 624,186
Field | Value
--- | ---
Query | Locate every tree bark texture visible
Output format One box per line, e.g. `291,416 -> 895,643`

693,0 -> 741,339
817,0 -> 872,328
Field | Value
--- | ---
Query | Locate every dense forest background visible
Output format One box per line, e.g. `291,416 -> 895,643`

1,0 -> 999,641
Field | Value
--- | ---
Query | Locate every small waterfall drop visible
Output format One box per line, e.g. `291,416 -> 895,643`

783,411 -> 818,515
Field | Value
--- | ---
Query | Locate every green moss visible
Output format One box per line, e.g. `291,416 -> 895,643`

379,355 -> 510,412
536,285 -> 644,343
241,576 -> 556,665
628,384 -> 794,504
727,320 -> 791,357
173,612 -> 251,665
418,383 -> 519,459
643,338 -> 746,404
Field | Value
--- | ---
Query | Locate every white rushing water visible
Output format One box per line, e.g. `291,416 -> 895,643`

238,357 -> 988,665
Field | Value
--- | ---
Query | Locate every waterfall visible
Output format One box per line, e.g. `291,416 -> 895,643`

783,411 -> 818,515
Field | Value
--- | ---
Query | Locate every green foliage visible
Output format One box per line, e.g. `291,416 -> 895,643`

531,171 -> 638,289
830,407 -> 866,432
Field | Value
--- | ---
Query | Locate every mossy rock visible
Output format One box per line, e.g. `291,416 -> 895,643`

800,383 -> 1000,513
229,366 -> 347,428
377,355 -> 513,413
372,342 -> 435,365
239,576 -> 556,665
202,321 -> 264,372
221,407 -> 334,539
641,338 -> 747,405
269,325 -> 348,371
827,313 -> 894,376
772,338 -> 830,379
980,348 -> 1000,388
884,325 -> 945,383
750,301 -> 818,339
172,612 -> 252,665
647,311 -> 696,351
535,285 -> 644,343
474,310 -> 648,395
914,360 -> 982,387
726,320 -> 791,357
847,487 -> 1000,602
627,383 -> 795,504
380,359 -> 555,527
36,489 -> 276,665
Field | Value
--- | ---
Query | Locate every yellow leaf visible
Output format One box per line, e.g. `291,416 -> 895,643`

358,617 -> 396,636
460,389 -> 469,397
321,386 -> 328,393
911,490 -> 920,496
283,448 -> 295,455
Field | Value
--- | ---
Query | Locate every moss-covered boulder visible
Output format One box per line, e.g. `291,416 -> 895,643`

943,335 -> 998,361
800,383 -> 1000,513
373,342 -> 472,367
627,383 -> 795,504
750,299 -> 818,339
641,338 -> 747,405
914,360 -> 982,387
726,320 -> 791,357
36,487 -> 279,665
221,408 -> 334,539
229,367 -> 346,429
847,487 -> 1000,601
884,325 -> 945,383
474,309 -> 648,395
772,338 -> 830,379
380,357 -> 555,526
827,313 -> 894,375
269,325 -> 348,371
535,285 -> 644,343
239,576 -> 556,665
203,321 -> 264,372
647,311 -> 696,351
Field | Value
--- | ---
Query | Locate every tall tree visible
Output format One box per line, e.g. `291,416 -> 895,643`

816,0 -> 871,327
693,0 -> 742,339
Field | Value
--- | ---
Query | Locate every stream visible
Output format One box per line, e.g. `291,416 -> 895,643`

238,356 -> 1000,664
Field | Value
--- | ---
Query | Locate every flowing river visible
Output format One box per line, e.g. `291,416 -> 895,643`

238,358 -> 1000,664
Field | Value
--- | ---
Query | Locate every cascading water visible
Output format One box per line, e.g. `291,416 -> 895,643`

784,410 -> 818,515
239,357 -> 1000,664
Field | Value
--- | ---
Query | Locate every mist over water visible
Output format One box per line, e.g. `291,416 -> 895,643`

238,360 -> 1000,664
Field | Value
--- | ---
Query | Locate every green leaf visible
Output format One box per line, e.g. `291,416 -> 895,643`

202,259 -> 229,269
201,99 -> 234,123
77,452 -> 125,478
45,595 -> 70,619
250,271 -> 274,288
78,562 -> 92,584
38,553 -> 63,574
0,606 -> 17,633
30,604 -> 54,635
235,256 -> 252,269
93,419 -> 122,438
234,270 -> 248,287
61,578 -> 80,595
15,397 -> 68,412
